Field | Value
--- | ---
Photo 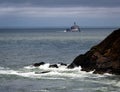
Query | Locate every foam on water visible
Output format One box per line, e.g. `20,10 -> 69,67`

0,63 -> 112,79
1,64 -> 118,89
0,63 -> 120,91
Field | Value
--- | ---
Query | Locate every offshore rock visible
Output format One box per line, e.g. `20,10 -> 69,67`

33,62 -> 67,68
49,64 -> 59,68
68,28 -> 120,75
33,62 -> 45,67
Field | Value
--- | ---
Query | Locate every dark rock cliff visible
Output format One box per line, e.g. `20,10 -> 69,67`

68,28 -> 120,75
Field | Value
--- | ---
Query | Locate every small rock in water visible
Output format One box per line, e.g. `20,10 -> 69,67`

33,62 -> 45,67
49,64 -> 58,68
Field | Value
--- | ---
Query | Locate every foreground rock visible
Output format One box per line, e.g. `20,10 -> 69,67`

68,28 -> 120,75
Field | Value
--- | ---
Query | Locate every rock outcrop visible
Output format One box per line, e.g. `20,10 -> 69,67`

68,28 -> 120,75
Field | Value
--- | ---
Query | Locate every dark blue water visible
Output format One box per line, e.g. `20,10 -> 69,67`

0,28 -> 120,92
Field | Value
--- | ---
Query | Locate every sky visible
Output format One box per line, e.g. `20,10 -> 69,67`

0,0 -> 120,28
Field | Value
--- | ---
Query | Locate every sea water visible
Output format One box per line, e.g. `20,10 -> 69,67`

0,28 -> 120,92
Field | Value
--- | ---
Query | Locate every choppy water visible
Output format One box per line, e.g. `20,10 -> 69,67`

0,28 -> 120,92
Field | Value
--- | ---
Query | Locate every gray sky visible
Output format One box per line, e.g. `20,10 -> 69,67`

0,0 -> 120,27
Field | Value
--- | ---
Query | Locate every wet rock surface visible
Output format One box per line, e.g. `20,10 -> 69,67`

68,28 -> 120,75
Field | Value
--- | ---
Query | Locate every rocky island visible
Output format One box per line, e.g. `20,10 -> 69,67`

68,28 -> 120,75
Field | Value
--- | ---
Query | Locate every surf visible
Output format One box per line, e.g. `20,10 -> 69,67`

0,63 -> 112,79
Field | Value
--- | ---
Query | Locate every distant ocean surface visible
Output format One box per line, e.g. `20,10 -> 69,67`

0,28 -> 120,92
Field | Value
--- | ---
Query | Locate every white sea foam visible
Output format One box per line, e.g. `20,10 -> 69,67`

115,81 -> 120,87
1,65 -> 119,89
0,64 -> 113,80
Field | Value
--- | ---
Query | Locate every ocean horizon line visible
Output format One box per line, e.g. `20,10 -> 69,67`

0,26 -> 119,29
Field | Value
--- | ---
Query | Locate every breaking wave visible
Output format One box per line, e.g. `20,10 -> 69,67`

0,63 -> 112,79
1,63 -> 120,89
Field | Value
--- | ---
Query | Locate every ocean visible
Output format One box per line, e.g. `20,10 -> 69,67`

0,28 -> 120,92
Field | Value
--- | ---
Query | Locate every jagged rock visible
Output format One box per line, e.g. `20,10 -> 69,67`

33,62 -> 45,67
68,28 -> 120,75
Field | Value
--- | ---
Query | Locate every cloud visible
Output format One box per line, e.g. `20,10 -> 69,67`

0,0 -> 120,7
0,6 -> 120,18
